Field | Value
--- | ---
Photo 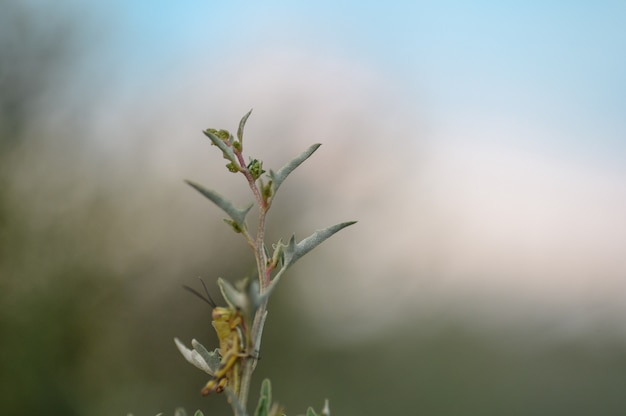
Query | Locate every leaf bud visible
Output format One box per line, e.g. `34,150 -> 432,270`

223,218 -> 243,233
225,162 -> 240,173
247,159 -> 266,180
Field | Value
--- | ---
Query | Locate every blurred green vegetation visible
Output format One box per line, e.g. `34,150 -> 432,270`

2,2 -> 626,416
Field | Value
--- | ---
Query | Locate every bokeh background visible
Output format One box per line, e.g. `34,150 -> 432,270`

2,1 -> 626,415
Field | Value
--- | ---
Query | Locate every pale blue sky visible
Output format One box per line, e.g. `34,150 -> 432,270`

84,0 -> 626,167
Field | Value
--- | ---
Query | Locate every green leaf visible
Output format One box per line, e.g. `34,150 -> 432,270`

217,277 -> 261,320
261,379 -> 272,406
247,159 -> 266,180
218,277 -> 247,311
269,239 -> 284,268
193,411 -> 204,416
255,379 -> 272,416
256,397 -> 268,416
261,222 -> 356,300
174,337 -> 221,376
203,128 -> 238,166
185,180 -> 253,229
238,109 -> 253,143
303,401 -> 329,416
283,221 -> 357,268
255,379 -> 284,416
224,218 -> 244,233
191,339 -> 222,373
174,409 -> 187,416
269,143 -> 321,195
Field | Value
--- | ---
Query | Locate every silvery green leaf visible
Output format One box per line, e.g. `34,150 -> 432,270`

269,143 -> 321,194
321,400 -> 330,416
283,221 -> 357,268
191,339 -> 222,373
237,109 -> 253,142
246,278 -> 262,317
185,180 -> 253,229
262,221 -> 355,300
203,128 -> 238,165
218,277 -> 247,310
174,338 -> 220,376
174,409 -> 187,416
217,277 -> 261,320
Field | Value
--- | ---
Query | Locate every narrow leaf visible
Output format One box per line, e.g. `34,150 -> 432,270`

269,143 -> 321,194
203,129 -> 238,165
261,379 -> 272,409
255,390 -> 268,416
185,180 -> 253,228
255,398 -> 268,416
238,109 -> 253,142
283,221 -> 357,268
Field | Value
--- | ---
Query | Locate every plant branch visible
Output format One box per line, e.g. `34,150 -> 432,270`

177,112 -> 353,416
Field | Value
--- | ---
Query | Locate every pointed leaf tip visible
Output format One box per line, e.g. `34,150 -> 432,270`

174,409 -> 188,416
306,407 -> 318,416
174,338 -> 220,375
185,180 -> 252,228
202,129 -> 238,165
261,378 -> 272,404
238,109 -> 253,142
283,221 -> 356,268
255,379 -> 272,416
269,143 -> 321,194
321,399 -> 330,416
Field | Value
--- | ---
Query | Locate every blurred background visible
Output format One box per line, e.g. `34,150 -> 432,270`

1,1 -> 626,415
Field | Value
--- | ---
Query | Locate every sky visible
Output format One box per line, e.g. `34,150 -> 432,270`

30,0 -> 626,341
84,0 -> 626,160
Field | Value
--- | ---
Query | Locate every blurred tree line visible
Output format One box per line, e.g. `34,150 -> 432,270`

0,2 -> 100,414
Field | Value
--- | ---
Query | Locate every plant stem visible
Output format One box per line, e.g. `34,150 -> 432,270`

238,300 -> 268,409
236,154 -> 271,410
